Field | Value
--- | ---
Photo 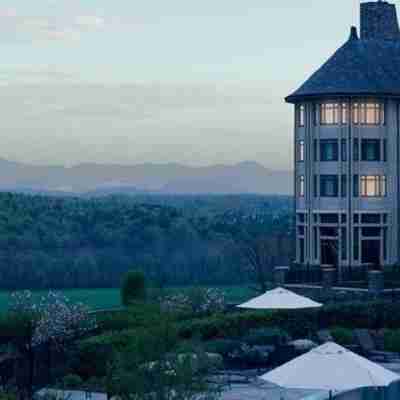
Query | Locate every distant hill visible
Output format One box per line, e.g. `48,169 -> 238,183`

0,158 -> 293,195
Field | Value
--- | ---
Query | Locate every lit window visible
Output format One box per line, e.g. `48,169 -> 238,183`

299,140 -> 305,162
360,176 -> 387,197
320,103 -> 340,125
299,176 -> 305,197
341,103 -> 348,124
298,105 -> 305,127
320,140 -> 338,161
361,139 -> 380,161
320,175 -> 339,197
352,102 -> 383,125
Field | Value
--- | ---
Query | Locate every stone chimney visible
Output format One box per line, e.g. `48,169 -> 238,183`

360,1 -> 400,40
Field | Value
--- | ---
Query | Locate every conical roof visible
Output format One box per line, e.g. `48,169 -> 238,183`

286,1 -> 400,103
286,32 -> 400,103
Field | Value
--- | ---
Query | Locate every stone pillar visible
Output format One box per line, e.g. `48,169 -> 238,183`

368,270 -> 384,297
322,268 -> 336,290
274,266 -> 289,287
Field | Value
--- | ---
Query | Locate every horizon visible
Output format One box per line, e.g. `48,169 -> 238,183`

0,0 -> 380,169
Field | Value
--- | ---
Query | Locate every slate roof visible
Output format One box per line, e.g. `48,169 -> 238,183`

286,28 -> 400,103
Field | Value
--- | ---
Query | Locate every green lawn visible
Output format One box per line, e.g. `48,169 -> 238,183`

0,285 -> 256,313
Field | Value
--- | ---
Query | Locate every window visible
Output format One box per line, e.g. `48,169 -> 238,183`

361,214 -> 381,224
299,176 -> 305,197
341,214 -> 347,224
383,139 -> 387,162
354,228 -> 359,261
320,103 -> 340,125
353,175 -> 359,198
341,139 -> 347,161
354,214 -> 359,224
299,140 -> 305,162
298,213 -> 305,223
298,104 -> 305,127
361,139 -> 380,161
300,239 -> 305,263
341,228 -> 347,260
320,140 -> 338,161
352,102 -> 384,125
314,175 -> 318,198
341,174 -> 347,197
353,138 -> 359,161
320,175 -> 339,197
314,228 -> 318,259
320,214 -> 339,224
362,227 -> 381,237
320,227 -> 338,237
384,228 -> 387,260
360,176 -> 387,197
298,226 -> 305,236
314,139 -> 318,161
341,103 -> 348,124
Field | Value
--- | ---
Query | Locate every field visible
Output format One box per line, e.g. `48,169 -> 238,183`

0,285 -> 256,313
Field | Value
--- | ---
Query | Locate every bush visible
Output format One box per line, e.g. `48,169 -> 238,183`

161,287 -> 226,318
98,303 -> 165,332
330,327 -> 354,346
178,311 -> 276,341
121,271 -> 147,306
384,330 -> 400,353
242,328 -> 289,346
203,339 -> 242,358
62,374 -> 83,389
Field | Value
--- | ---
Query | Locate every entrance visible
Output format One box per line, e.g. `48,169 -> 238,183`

362,240 -> 380,266
321,240 -> 338,266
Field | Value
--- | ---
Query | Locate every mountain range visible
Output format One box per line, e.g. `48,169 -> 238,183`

0,158 -> 293,195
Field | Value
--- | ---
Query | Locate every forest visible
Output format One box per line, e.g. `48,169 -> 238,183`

0,192 -> 294,290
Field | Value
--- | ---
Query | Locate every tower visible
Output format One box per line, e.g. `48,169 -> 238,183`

290,1 -> 400,274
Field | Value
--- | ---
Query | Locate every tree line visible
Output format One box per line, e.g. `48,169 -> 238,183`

0,192 -> 294,290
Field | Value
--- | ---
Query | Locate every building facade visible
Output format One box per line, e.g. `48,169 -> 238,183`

290,1 -> 400,274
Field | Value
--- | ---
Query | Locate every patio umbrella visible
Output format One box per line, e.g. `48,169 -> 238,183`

261,342 -> 399,394
237,287 -> 323,310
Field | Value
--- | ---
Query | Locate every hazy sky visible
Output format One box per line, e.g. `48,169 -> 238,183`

0,0 -> 379,169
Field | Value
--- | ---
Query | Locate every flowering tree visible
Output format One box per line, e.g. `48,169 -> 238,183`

6,291 -> 95,398
9,290 -> 96,346
161,288 -> 226,317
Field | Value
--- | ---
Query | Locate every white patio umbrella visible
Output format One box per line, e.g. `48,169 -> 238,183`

261,342 -> 399,395
237,287 -> 323,310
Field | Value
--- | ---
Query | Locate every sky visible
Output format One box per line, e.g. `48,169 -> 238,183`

0,0 -> 380,169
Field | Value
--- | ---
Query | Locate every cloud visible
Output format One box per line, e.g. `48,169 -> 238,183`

0,8 -> 106,42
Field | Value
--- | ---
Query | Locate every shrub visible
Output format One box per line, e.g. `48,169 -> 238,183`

178,311 -> 276,341
330,327 -> 354,346
62,374 -> 83,389
161,287 -> 226,318
121,271 -> 147,306
203,339 -> 242,357
242,328 -> 289,346
75,340 -> 114,378
384,330 -> 400,353
98,303 -> 165,332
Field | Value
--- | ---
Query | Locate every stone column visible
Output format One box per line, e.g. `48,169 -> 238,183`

274,266 -> 289,287
368,270 -> 384,297
322,268 -> 336,290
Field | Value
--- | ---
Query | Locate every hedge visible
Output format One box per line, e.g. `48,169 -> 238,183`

178,301 -> 400,341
